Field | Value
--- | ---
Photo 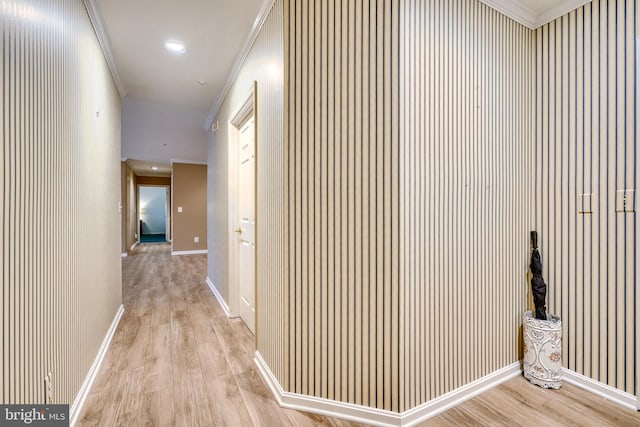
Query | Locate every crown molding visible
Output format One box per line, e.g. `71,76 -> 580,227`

479,0 -> 536,28
479,0 -> 592,29
534,0 -> 592,27
83,0 -> 127,98
170,159 -> 207,166
203,0 -> 276,131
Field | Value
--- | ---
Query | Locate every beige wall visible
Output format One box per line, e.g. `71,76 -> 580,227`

172,163 -> 207,252
121,162 -> 137,252
534,0 -> 636,396
1,0 -> 122,407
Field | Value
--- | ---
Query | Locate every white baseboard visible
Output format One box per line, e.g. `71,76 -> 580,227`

70,305 -> 125,426
254,352 -> 521,427
172,249 -> 208,256
205,277 -> 237,318
121,252 -> 127,258
562,368 -> 638,411
402,362 -> 521,425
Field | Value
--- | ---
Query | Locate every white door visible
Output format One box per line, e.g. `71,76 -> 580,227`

236,117 -> 255,334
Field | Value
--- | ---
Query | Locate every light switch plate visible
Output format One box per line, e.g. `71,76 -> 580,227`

578,193 -> 593,215
178,206 -> 183,213
615,189 -> 636,213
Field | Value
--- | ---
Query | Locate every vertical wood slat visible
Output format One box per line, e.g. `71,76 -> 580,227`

1,0 -> 122,406
535,0 -> 636,396
283,0 -> 399,411
399,0 -> 532,410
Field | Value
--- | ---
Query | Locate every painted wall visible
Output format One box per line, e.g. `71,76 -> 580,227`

534,0 -> 637,396
172,163 -> 207,252
121,161 -> 137,252
121,98 -> 208,164
139,186 -> 167,235
1,0 -> 122,408
207,0 -> 285,382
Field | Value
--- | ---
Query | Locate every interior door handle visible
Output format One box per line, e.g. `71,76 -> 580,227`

235,227 -> 243,234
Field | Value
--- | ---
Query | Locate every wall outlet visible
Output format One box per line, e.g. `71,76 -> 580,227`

194,236 -> 199,243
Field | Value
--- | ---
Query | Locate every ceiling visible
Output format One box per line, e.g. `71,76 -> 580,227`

126,159 -> 172,178
86,0 -> 588,175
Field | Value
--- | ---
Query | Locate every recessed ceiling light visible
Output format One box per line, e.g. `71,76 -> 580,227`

151,166 -> 159,171
197,80 -> 207,86
165,40 -> 185,54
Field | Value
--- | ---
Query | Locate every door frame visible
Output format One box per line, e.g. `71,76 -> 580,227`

137,184 -> 171,241
228,82 -> 258,335
635,37 -> 639,410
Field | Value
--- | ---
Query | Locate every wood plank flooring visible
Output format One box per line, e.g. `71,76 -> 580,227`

76,243 -> 640,426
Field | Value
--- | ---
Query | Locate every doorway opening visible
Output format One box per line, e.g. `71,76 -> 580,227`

139,185 -> 170,243
229,83 -> 257,335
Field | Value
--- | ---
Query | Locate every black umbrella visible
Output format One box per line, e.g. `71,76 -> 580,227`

529,231 -> 547,320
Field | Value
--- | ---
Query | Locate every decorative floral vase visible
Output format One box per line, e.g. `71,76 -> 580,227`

523,310 -> 562,389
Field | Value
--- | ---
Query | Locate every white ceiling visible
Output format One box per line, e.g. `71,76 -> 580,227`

92,0 -> 264,114
87,0 -> 589,171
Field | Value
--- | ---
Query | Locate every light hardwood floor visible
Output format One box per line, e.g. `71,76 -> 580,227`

77,243 -> 640,426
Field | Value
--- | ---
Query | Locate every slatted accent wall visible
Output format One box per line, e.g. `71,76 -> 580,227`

207,0 -> 285,383
283,0 -> 401,411
399,0 -> 533,410
1,0 -> 122,405
534,0 -> 637,396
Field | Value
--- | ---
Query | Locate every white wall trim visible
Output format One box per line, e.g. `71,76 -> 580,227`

70,305 -> 124,426
562,368 -> 638,412
478,0 -> 536,28
82,0 -> 127,97
205,277 -> 237,318
534,0 -> 592,28
255,352 -> 521,427
171,249 -> 208,256
203,0 -> 276,130
478,0 -> 592,29
120,252 -> 127,258
170,159 -> 208,166
636,37 -> 640,411
401,362 -> 522,425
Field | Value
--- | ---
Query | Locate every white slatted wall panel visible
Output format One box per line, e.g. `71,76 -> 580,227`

1,0 -> 122,405
534,0 -> 637,396
399,0 -> 533,410
283,0 -> 401,411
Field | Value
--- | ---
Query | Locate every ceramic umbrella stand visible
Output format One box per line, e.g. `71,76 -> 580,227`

523,310 -> 562,389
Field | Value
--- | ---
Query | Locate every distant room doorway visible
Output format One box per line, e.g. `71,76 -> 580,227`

139,186 -> 169,243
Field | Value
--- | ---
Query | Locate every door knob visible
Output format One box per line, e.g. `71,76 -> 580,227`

235,227 -> 243,234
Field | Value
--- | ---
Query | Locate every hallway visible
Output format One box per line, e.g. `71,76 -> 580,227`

76,243 -> 359,426
73,244 -> 640,427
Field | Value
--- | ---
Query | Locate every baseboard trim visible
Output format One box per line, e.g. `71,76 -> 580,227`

171,249 -> 208,256
402,362 -> 522,425
562,368 -> 638,411
205,277 -> 237,318
70,305 -> 125,426
254,352 -> 521,427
